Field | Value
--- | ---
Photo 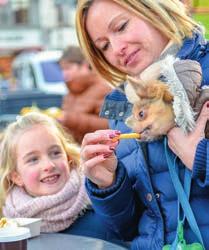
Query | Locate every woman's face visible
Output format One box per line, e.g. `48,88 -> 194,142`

86,0 -> 169,76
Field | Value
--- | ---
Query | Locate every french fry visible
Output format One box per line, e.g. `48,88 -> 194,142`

0,217 -> 7,228
112,133 -> 141,142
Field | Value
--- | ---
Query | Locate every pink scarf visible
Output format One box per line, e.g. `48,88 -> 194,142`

3,169 -> 91,232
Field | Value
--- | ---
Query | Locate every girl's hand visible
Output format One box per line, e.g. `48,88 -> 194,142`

81,130 -> 120,189
167,101 -> 209,170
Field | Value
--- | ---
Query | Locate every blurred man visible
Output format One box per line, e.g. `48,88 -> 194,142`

59,46 -> 112,144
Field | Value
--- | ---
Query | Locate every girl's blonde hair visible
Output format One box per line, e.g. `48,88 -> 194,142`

76,0 -> 201,86
0,112 -> 80,213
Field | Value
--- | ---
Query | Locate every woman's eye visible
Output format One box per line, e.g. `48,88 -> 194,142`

118,21 -> 128,32
101,42 -> 109,51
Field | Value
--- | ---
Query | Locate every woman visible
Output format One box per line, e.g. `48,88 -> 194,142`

76,0 -> 209,249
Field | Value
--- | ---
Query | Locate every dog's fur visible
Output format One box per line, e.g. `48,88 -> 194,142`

125,56 -> 205,141
125,77 -> 175,141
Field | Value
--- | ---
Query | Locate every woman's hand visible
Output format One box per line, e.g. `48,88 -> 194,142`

167,101 -> 209,170
81,130 -> 120,189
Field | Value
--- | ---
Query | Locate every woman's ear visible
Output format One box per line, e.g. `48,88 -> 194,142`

9,171 -> 24,187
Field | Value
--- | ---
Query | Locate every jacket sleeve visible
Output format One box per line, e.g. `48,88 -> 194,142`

192,139 -> 209,187
86,161 -> 143,240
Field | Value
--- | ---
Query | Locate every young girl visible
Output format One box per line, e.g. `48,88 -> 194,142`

0,112 -> 119,241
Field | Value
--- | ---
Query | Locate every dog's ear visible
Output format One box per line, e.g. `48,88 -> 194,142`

140,61 -> 162,82
125,76 -> 141,103
126,76 -> 148,103
144,81 -> 173,101
125,83 -> 140,104
163,89 -> 173,103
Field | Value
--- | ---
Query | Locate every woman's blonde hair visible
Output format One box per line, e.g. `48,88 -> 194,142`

0,112 -> 80,213
76,0 -> 200,86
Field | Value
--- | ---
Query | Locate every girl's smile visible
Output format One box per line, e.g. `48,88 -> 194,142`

40,174 -> 60,184
11,124 -> 70,196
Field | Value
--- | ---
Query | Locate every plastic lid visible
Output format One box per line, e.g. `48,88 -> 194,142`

0,226 -> 30,242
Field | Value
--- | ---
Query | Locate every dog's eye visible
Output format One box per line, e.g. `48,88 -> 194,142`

138,111 -> 145,119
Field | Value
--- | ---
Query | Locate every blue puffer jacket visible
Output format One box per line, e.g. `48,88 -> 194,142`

86,32 -> 209,250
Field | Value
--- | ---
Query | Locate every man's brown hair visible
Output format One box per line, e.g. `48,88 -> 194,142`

59,46 -> 85,65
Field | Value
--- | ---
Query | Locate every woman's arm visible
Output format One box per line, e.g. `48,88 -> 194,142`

167,101 -> 209,184
81,130 -> 142,239
86,161 -> 142,240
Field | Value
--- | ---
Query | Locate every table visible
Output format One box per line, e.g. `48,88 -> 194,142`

28,233 -> 129,250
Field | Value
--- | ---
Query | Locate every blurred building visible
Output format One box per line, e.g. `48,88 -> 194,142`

0,0 -> 78,77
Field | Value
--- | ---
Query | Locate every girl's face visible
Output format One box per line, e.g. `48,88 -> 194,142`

11,124 -> 70,196
86,0 -> 169,76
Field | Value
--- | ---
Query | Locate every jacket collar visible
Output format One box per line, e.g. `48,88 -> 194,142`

177,31 -> 207,59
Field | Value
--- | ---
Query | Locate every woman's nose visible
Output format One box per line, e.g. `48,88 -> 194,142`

111,38 -> 127,56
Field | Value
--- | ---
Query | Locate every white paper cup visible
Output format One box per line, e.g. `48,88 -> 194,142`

14,218 -> 41,238
0,226 -> 30,250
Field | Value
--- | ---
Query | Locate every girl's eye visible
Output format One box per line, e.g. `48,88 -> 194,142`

51,150 -> 62,158
27,156 -> 38,164
118,21 -> 128,32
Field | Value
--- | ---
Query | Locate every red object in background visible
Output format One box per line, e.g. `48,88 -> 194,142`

0,56 -> 14,77
0,0 -> 8,6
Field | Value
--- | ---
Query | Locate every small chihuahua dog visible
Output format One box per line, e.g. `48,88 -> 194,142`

125,77 -> 175,141
125,56 -> 204,141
